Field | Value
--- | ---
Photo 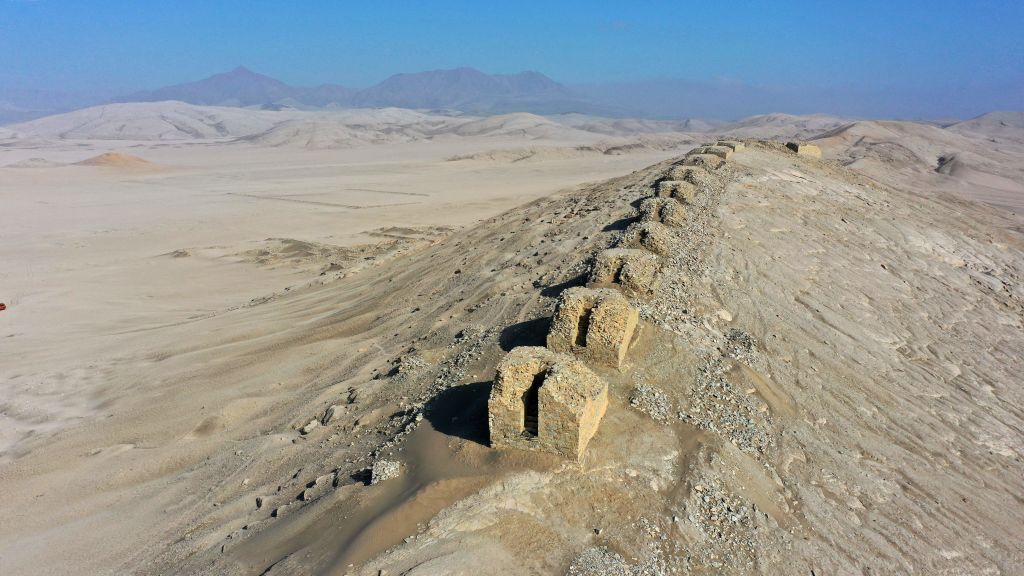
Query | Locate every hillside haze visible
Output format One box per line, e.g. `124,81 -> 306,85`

115,66 -> 296,107
110,66 -> 595,115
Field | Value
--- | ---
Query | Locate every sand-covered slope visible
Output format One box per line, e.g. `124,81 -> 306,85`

2,141 -> 1021,575
9,102 -> 694,149
947,111 -> 1024,143
9,101 -> 291,141
716,113 -> 849,140
813,119 -> 1024,210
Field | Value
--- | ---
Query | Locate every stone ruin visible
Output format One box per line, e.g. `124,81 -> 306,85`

716,140 -> 745,152
639,196 -> 687,227
683,153 -> 726,169
692,145 -> 734,160
547,287 -> 638,368
618,221 -> 675,255
488,346 -> 608,461
668,165 -> 714,189
588,248 -> 660,295
656,179 -> 697,204
786,142 -> 822,158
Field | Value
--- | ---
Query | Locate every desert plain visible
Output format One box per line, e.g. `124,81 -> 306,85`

1,103 -> 1023,574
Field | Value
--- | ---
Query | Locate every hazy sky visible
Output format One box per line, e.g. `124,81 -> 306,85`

2,0 -> 1022,117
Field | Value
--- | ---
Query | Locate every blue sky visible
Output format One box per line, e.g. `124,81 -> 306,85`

1,1 -> 1022,117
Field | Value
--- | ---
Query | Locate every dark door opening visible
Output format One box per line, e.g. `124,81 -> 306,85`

612,263 -> 625,285
523,371 -> 544,437
575,307 -> 593,347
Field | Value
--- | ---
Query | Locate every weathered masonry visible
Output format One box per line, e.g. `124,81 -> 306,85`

488,346 -> 608,461
639,196 -> 687,227
692,145 -> 733,160
683,153 -> 725,169
547,287 -> 638,368
656,179 -> 697,204
786,142 -> 822,158
716,140 -> 745,151
668,165 -> 712,189
588,248 -> 660,295
618,221 -> 674,256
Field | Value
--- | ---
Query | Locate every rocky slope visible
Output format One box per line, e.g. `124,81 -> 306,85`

2,142 -> 1022,575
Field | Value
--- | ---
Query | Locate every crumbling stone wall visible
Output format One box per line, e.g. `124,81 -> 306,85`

668,165 -> 714,190
588,248 -> 660,295
488,346 -> 608,461
786,142 -> 822,158
683,153 -> 725,169
547,287 -> 638,368
716,140 -> 745,152
656,180 -> 697,204
693,145 -> 733,160
618,221 -> 675,255
639,197 -> 687,227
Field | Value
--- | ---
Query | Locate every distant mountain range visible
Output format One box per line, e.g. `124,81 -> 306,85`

112,66 -> 603,115
4,66 -> 1020,125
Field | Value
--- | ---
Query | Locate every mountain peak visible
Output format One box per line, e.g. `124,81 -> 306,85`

224,66 -> 261,78
116,66 -> 294,106
112,66 -> 587,114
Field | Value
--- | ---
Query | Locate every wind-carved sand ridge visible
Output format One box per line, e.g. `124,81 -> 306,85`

1,128 -> 1023,574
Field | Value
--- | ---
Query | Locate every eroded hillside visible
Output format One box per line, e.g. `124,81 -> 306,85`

182,143 -> 1024,573
3,142 -> 1022,576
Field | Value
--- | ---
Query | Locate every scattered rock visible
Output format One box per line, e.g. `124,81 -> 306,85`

370,459 -> 402,484
630,384 -> 672,422
300,472 -> 336,501
322,404 -> 342,425
299,419 -> 319,435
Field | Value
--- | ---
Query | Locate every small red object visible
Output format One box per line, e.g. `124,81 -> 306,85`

0,303 -> 6,311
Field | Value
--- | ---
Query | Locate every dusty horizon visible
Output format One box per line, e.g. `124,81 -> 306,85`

2,3 -> 1023,576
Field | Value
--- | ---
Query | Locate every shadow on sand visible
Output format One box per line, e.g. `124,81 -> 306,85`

423,381 -> 492,446
498,316 -> 551,351
602,215 -> 635,232
539,272 -> 588,298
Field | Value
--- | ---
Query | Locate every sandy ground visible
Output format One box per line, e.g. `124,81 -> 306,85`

1,109 -> 1023,575
0,137 -> 682,459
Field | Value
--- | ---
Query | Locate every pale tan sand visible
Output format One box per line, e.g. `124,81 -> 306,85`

812,118 -> 1024,211
0,111 -> 1022,575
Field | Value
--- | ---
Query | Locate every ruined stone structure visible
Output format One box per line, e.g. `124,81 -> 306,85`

588,248 -> 660,295
639,197 -> 687,227
716,140 -> 745,151
618,221 -> 675,255
693,145 -> 733,160
683,153 -> 725,169
547,287 -> 638,368
669,165 -> 713,189
656,179 -> 697,204
488,346 -> 608,461
786,142 -> 822,158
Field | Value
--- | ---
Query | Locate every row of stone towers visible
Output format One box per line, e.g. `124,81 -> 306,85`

487,141 -> 747,462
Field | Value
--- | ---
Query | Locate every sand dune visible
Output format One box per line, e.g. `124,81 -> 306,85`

10,103 -> 693,149
446,135 -> 697,163
813,119 -> 1024,209
716,112 -> 849,140
9,101 -> 291,141
450,112 -> 590,139
946,111 -> 1024,143
75,151 -> 155,168
936,151 -> 1024,195
556,114 -> 721,136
